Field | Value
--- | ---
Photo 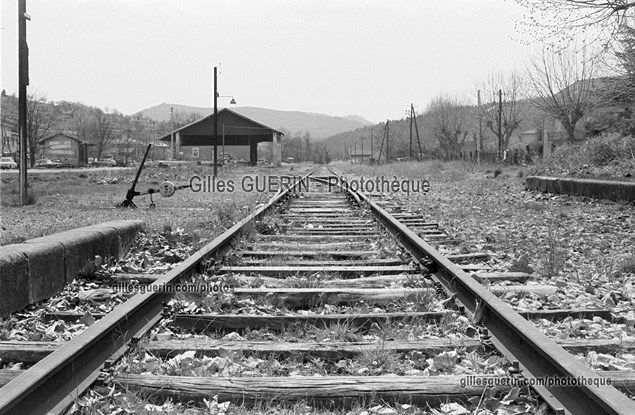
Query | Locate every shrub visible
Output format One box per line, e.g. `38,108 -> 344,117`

532,133 -> 635,178
586,133 -> 625,165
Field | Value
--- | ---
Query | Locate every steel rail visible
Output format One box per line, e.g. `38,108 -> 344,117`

0,171 -> 313,415
327,167 -> 635,415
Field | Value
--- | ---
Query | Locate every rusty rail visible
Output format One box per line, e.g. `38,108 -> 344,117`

329,167 -> 635,415
0,171 -> 313,415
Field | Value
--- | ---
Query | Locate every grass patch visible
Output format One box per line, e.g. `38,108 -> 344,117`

1,184 -> 38,206
0,164 -> 307,246
538,224 -> 568,279
310,320 -> 362,342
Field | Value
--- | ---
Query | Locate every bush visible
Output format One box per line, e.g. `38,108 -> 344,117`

586,133 -> 628,165
531,133 -> 635,179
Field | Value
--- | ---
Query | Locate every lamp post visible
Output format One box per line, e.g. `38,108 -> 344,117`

213,66 -> 236,177
170,107 -> 174,160
214,67 -> 218,177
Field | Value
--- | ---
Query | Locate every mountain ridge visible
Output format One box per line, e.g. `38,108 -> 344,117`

136,103 -> 373,139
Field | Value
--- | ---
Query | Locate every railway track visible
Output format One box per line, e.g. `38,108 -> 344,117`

1,167 -> 634,414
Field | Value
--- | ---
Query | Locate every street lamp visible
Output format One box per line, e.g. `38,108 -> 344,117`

213,66 -> 236,177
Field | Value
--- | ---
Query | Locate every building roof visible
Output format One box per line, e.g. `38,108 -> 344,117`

41,132 -> 90,145
158,108 -> 284,145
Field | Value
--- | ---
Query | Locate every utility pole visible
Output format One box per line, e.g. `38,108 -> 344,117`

477,90 -> 482,164
377,128 -> 384,164
409,104 -> 413,158
498,89 -> 503,159
18,0 -> 30,205
213,67 -> 218,177
411,104 -> 422,159
354,142 -> 357,164
170,107 -> 174,160
360,136 -> 365,163
385,120 -> 390,163
377,122 -> 389,165
370,128 -> 373,161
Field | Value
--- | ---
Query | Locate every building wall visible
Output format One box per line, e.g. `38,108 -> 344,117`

1,126 -> 19,156
41,135 -> 82,167
258,141 -> 282,166
179,145 -> 252,162
171,110 -> 281,164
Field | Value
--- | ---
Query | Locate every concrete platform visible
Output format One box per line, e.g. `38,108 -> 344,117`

526,176 -> 635,202
0,220 -> 145,317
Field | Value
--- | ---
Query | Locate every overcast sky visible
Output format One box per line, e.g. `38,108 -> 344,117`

1,0 -> 531,123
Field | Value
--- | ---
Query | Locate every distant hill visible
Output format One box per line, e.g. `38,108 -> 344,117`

135,103 -> 373,139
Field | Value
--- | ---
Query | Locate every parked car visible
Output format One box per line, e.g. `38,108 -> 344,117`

34,159 -> 62,168
0,157 -> 18,169
93,159 -> 117,167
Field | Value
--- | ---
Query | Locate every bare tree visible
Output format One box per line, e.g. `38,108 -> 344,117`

304,131 -> 312,161
26,92 -> 54,167
173,110 -> 203,129
278,128 -> 292,159
525,48 -> 599,142
612,25 -> 635,103
603,25 -> 635,134
72,106 -> 93,143
281,131 -> 304,161
514,0 -> 635,49
477,70 -> 525,151
426,94 -> 472,158
89,109 -> 115,160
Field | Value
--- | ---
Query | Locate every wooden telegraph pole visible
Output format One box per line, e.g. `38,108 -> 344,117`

354,141 -> 357,163
376,123 -> 386,164
370,128 -> 373,161
170,107 -> 174,160
411,104 -> 423,159
385,120 -> 390,163
498,89 -> 503,159
409,104 -> 413,158
18,0 -> 30,205
360,136 -> 365,163
477,90 -> 482,164
213,67 -> 219,177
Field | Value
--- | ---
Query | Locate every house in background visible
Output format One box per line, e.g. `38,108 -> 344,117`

39,133 -> 90,167
1,124 -> 19,157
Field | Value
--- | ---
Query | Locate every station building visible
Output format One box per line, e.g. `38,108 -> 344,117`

158,108 -> 283,166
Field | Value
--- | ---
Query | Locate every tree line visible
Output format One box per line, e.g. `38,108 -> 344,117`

323,2 -> 635,161
279,129 -> 331,164
0,91 -> 201,167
